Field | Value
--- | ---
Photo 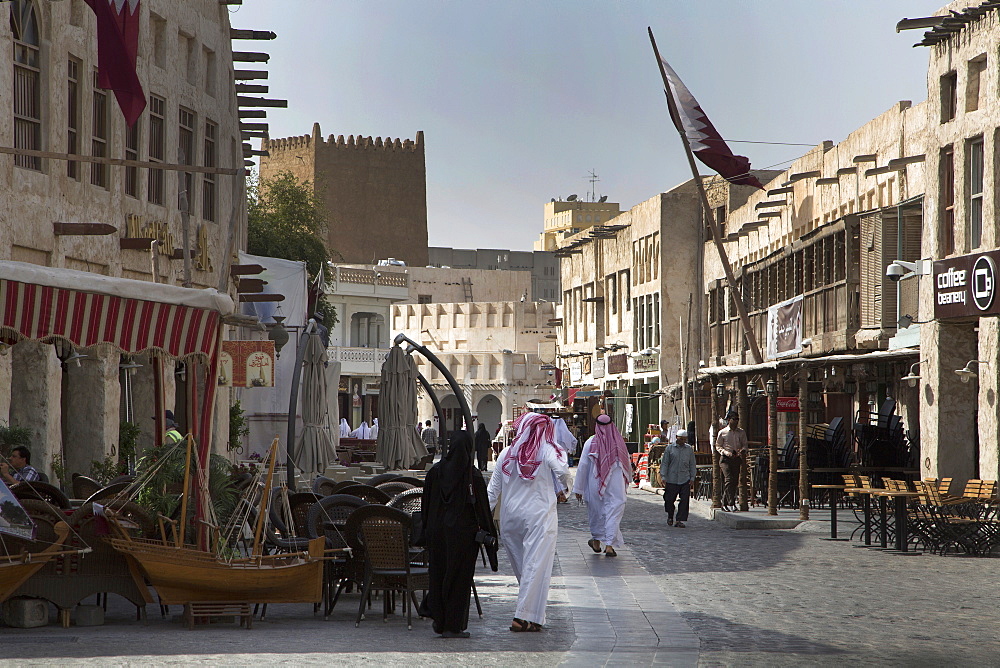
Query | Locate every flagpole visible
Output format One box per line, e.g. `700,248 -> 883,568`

647,28 -> 764,365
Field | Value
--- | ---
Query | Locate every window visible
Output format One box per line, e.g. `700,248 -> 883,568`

417,294 -> 432,304
968,137 -> 984,249
67,58 -> 80,179
940,146 -> 955,255
178,108 -> 195,213
941,71 -> 957,123
147,95 -> 165,205
202,120 -> 217,221
11,0 -> 41,170
204,48 -> 216,97
91,71 -> 108,188
124,118 -> 140,198
714,205 -> 727,237
966,56 -> 987,112
151,14 -> 166,68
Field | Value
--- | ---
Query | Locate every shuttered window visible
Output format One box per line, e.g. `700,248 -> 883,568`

11,0 -> 41,171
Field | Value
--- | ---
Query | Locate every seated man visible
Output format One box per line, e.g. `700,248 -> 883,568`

1,446 -> 40,485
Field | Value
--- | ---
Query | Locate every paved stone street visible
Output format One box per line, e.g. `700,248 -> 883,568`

6,481 -> 1000,666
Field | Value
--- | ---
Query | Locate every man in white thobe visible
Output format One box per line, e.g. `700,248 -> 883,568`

488,412 -> 570,632
573,414 -> 630,557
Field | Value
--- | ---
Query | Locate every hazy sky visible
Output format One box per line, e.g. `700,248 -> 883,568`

231,1 -> 945,251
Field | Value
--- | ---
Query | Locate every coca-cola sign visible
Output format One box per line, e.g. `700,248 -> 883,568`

776,397 -> 800,412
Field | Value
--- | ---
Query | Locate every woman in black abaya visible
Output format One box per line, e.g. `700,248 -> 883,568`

420,430 -> 494,638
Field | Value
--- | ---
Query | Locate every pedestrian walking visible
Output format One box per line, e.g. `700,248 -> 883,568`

573,413 -> 630,556
715,413 -> 747,509
487,412 -> 570,632
660,429 -> 697,527
420,431 -> 494,638
474,423 -> 491,471
420,419 -> 439,455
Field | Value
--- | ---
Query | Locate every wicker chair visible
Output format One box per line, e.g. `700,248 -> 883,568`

83,481 -> 132,506
337,484 -> 391,505
387,488 -> 423,514
367,472 -> 403,487
71,474 -> 102,499
312,476 -> 339,496
392,476 -> 425,488
10,481 -> 72,509
348,505 -> 429,629
265,489 -> 314,552
376,481 -> 416,498
14,501 -> 154,626
306,494 -> 368,616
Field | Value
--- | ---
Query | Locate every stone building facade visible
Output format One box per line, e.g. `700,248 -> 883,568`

260,123 -> 429,267
0,0 -> 243,477
556,184 -> 705,443
392,300 -> 558,434
427,247 -> 560,302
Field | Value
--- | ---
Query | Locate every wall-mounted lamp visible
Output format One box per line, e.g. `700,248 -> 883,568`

900,362 -> 921,387
765,378 -> 778,397
55,341 -> 88,368
119,356 -> 143,376
955,360 -> 988,383
746,379 -> 758,397
800,338 -> 813,348
715,382 -> 725,398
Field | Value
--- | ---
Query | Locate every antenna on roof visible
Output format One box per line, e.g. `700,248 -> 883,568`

586,169 -> 600,202
566,194 -> 578,201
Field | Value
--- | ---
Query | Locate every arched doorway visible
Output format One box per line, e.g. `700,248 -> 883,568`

476,394 -> 502,438
441,394 -> 464,435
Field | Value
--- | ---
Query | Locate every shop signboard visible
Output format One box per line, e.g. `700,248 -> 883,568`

776,396 -> 800,412
608,353 -> 629,375
934,249 -> 1000,319
220,340 -> 275,387
592,358 -> 606,379
633,353 -> 659,373
569,362 -> 582,384
582,355 -> 592,374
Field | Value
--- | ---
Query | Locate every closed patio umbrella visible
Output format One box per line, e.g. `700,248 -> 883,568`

294,333 -> 336,474
376,346 -> 428,470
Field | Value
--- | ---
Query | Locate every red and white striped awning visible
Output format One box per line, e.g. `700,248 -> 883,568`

0,261 -> 234,361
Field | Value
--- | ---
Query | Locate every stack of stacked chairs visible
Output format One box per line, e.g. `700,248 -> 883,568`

910,479 -> 1000,556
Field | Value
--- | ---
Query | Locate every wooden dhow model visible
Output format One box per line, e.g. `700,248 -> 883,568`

106,436 -> 334,605
0,520 -> 73,603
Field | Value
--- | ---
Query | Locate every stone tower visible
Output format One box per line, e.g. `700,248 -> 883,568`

260,123 -> 429,266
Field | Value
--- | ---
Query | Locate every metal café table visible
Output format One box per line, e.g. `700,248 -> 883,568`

843,487 -> 880,547
876,489 -> 922,555
810,484 -> 849,540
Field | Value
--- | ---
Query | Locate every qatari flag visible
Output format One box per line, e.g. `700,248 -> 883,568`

660,57 -> 763,189
85,0 -> 146,127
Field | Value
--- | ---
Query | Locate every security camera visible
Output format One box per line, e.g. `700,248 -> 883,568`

886,263 -> 908,282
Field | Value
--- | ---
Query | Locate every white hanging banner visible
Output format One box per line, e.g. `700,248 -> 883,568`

766,295 -> 803,359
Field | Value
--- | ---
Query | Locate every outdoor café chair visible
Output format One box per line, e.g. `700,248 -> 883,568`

72,474 -> 102,499
388,488 -> 423,515
306,494 -> 368,616
337,484 -> 392,505
11,481 -> 72,509
350,504 -> 428,630
367,472 -> 403,487
376,481 -> 415,498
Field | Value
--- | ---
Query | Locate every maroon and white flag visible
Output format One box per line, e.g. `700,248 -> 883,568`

660,57 -> 763,189
85,0 -> 146,127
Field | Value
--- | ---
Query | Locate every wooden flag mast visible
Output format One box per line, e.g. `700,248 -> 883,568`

647,28 -> 764,365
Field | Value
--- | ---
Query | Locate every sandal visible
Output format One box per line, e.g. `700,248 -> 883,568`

604,546 -> 617,557
510,618 -> 542,632
588,539 -> 602,553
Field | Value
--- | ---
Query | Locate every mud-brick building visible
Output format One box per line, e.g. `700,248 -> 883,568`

0,0 -> 246,478
260,124 -> 429,267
